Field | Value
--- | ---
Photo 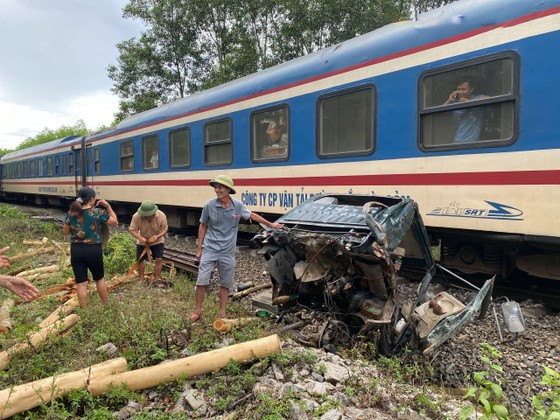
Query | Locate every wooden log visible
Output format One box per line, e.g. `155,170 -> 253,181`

18,265 -> 59,279
0,300 -> 14,335
88,334 -> 282,396
8,246 -> 56,264
212,317 -> 259,334
231,282 -> 271,300
51,240 -> 70,256
0,357 -> 127,419
26,273 -> 54,282
0,314 -> 81,371
39,298 -> 79,329
5,264 -> 32,277
22,239 -> 47,246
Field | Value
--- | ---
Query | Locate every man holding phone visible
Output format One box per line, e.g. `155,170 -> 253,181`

444,80 -> 488,143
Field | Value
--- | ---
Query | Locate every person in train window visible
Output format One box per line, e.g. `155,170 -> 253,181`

190,175 -> 282,321
128,201 -> 168,285
263,120 -> 288,156
63,187 -> 118,309
0,246 -> 39,301
444,80 -> 489,143
150,150 -> 159,168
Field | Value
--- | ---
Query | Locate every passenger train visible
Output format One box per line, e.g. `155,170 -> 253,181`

1,0 -> 559,281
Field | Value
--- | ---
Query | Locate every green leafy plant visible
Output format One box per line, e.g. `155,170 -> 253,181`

460,343 -> 509,420
254,392 -> 292,419
0,205 -> 24,218
532,365 -> 560,420
413,392 -> 441,418
102,232 -> 136,275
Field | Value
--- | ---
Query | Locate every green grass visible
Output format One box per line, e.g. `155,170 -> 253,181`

0,205 -> 269,417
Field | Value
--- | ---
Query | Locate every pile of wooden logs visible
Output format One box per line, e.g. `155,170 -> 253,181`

0,298 -> 81,371
0,334 -> 282,419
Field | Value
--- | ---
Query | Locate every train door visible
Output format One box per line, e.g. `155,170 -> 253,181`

85,144 -> 96,186
71,137 -> 87,195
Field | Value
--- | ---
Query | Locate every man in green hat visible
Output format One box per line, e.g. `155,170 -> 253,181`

190,175 -> 282,321
129,200 -> 168,284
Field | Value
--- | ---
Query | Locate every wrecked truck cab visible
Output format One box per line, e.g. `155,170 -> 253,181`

253,194 -> 494,355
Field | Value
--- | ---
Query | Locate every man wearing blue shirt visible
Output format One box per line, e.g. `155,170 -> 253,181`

190,175 -> 282,321
444,80 -> 488,143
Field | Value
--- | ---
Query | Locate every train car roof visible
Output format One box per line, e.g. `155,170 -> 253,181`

1,135 -> 81,161
105,0 -> 559,136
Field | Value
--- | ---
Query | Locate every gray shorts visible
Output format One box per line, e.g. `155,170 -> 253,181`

196,252 -> 235,289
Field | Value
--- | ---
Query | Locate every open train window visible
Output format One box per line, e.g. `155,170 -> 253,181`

55,155 -> 60,176
251,105 -> 289,162
62,154 -> 67,175
204,119 -> 232,166
169,127 -> 191,168
120,140 -> 134,172
419,52 -> 519,150
30,160 -> 35,177
38,158 -> 44,177
317,85 -> 375,158
142,134 -> 159,170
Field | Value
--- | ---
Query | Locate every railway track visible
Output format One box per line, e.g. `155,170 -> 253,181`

400,265 -> 560,310
162,248 -> 199,274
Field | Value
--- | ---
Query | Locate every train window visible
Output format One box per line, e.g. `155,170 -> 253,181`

169,127 -> 191,168
419,53 -> 519,150
55,156 -> 60,176
23,161 -> 28,177
204,119 -> 232,166
38,158 -> 44,177
317,86 -> 375,157
94,148 -> 100,174
46,157 -> 53,176
121,141 -> 134,172
30,160 -> 35,177
251,106 -> 289,162
87,149 -> 92,172
142,135 -> 159,170
17,162 -> 22,178
62,154 -> 66,175
68,154 -> 74,175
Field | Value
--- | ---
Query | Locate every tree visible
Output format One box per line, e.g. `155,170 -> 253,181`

109,0 -> 440,121
411,0 -> 455,19
273,0 -> 410,62
15,120 -> 89,151
108,0 -> 202,122
0,148 -> 14,156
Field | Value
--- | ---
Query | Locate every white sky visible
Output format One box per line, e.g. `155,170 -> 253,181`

0,0 -> 144,150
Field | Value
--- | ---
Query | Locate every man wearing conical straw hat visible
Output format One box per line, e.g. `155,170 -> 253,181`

190,175 -> 282,321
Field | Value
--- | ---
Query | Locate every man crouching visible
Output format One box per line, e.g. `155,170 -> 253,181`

129,200 -> 168,284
